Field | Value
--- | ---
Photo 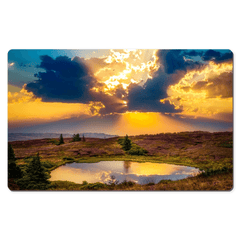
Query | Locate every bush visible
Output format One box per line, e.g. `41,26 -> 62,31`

119,180 -> 135,187
63,157 -> 75,162
118,136 -> 147,155
72,134 -> 81,142
42,161 -> 55,169
218,141 -> 233,148
48,139 -> 59,145
202,166 -> 232,176
80,182 -> 105,190
128,145 -> 148,155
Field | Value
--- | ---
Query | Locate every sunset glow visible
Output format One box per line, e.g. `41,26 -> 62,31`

8,49 -> 233,134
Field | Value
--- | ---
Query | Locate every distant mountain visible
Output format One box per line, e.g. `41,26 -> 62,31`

8,132 -> 118,142
8,115 -> 121,135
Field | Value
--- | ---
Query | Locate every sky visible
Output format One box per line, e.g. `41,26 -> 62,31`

8,49 -> 233,135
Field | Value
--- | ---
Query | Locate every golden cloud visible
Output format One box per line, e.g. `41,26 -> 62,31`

164,61 -> 233,118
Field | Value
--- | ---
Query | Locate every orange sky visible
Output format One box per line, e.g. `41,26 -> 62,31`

8,49 -> 233,134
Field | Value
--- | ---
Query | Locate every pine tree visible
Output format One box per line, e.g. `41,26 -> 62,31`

8,144 -> 22,179
123,134 -> 131,151
17,153 -> 50,190
82,134 -> 86,142
72,133 -> 81,142
59,134 -> 64,144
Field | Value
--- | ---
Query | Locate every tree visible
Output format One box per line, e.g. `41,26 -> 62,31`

8,144 -> 22,179
17,153 -> 50,190
59,134 -> 64,144
123,134 -> 131,151
82,134 -> 86,142
72,133 -> 81,142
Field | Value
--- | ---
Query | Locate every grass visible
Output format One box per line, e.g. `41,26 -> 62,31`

48,172 -> 232,191
9,131 -> 233,191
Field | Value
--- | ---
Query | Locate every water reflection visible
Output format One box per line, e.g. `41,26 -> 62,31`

50,161 -> 201,185
123,161 -> 131,173
123,161 -> 131,182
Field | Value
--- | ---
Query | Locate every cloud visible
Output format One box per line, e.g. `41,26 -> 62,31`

25,55 -> 96,103
22,50 -> 233,116
92,90 -> 128,115
157,50 -> 203,74
127,75 -> 182,113
127,49 -> 233,116
192,72 -> 233,98
126,50 -> 200,113
183,50 -> 204,56
201,50 -> 233,63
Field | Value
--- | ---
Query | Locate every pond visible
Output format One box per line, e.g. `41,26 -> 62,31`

50,161 -> 201,185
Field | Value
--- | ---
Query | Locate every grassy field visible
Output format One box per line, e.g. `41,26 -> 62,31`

9,131 -> 233,191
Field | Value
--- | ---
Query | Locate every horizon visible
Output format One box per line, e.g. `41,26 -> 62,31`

8,49 -> 233,134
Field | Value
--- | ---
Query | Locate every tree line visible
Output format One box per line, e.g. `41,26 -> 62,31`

57,133 -> 86,145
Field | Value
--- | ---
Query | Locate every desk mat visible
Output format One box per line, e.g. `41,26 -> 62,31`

8,49 -> 233,191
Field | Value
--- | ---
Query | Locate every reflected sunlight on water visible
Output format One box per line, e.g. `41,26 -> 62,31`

50,161 -> 201,185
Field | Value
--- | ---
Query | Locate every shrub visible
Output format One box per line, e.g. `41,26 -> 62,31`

72,134 -> 81,142
202,166 -> 232,176
119,180 -> 135,187
42,161 -> 55,169
118,136 -> 147,155
48,139 -> 59,145
63,157 -> 75,162
218,141 -> 233,148
80,182 -> 105,190
128,145 -> 148,155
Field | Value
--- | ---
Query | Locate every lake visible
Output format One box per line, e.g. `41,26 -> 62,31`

50,161 -> 201,185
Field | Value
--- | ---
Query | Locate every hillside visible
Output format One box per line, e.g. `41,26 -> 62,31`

9,131 -> 233,190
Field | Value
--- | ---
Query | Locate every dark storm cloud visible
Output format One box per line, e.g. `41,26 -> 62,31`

201,50 -> 221,61
92,90 -> 128,115
126,49 -> 199,113
127,73 -> 183,113
182,50 -> 204,57
25,55 -> 96,103
126,49 -> 232,114
38,55 -> 88,77
157,50 -> 204,74
201,50 -> 233,63
214,51 -> 233,63
23,50 -> 233,115
23,55 -> 128,114
180,50 -> 233,64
